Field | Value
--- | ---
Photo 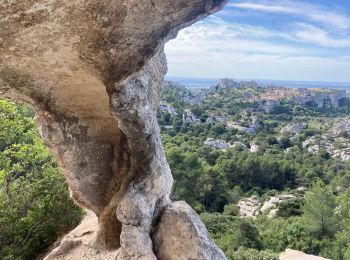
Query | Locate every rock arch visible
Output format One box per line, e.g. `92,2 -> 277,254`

0,0 -> 227,259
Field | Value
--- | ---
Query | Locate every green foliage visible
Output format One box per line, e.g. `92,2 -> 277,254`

225,247 -> 278,260
159,83 -> 350,259
301,180 -> 339,239
200,213 -> 236,239
0,99 -> 82,260
217,218 -> 262,252
223,203 -> 239,216
201,213 -> 262,252
277,198 -> 304,218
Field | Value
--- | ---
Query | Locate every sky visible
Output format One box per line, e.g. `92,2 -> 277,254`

165,0 -> 350,82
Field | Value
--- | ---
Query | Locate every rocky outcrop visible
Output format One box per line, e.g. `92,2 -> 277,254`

209,78 -> 258,92
260,194 -> 295,218
159,102 -> 178,117
0,0 -> 227,259
331,117 -> 350,136
46,204 -> 225,260
183,109 -> 202,124
237,196 -> 260,218
153,201 -> 226,260
237,191 -> 304,219
216,78 -> 239,89
204,138 -> 230,150
44,211 -> 120,260
250,142 -> 260,153
281,123 -> 306,135
261,100 -> 280,113
294,89 -> 346,108
279,249 -> 330,260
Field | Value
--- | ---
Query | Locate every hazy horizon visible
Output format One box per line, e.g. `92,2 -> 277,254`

165,76 -> 350,90
166,75 -> 350,84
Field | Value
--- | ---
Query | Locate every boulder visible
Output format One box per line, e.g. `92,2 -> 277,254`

260,195 -> 295,218
280,249 -> 330,260
153,201 -> 226,260
237,196 -> 260,217
250,143 -> 260,153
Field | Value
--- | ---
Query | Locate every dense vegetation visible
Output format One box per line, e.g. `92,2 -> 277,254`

1,80 -> 350,260
158,81 -> 350,259
0,100 -> 82,260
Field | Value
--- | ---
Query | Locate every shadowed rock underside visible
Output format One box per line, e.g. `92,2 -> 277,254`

0,0 -> 227,259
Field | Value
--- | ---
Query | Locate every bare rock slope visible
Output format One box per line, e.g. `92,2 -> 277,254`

0,0 -> 227,259
280,249 -> 331,260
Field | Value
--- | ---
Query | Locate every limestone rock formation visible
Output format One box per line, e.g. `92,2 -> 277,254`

331,117 -> 350,136
237,196 -> 260,218
153,201 -> 226,260
237,190 -> 305,219
279,249 -> 330,260
281,123 -> 306,135
0,0 -> 227,259
44,211 -> 120,260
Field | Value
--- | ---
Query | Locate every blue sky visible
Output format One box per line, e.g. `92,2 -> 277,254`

165,0 -> 350,82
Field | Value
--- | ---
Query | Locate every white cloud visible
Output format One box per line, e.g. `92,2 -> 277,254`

167,19 -> 306,55
166,47 -> 350,82
230,2 -> 297,14
291,23 -> 350,48
229,1 -> 350,30
164,1 -> 350,81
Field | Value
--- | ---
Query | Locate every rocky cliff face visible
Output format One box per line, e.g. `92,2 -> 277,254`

0,1 -> 227,259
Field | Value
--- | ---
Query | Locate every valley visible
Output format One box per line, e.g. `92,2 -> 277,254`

158,79 -> 350,259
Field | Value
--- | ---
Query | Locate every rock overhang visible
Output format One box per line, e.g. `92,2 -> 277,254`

0,1 -> 228,259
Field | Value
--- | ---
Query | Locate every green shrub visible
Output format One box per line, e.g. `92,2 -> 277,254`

0,99 -> 82,260
277,198 -> 304,218
226,247 -> 278,260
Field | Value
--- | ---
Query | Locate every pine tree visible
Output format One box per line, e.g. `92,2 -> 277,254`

302,180 -> 338,238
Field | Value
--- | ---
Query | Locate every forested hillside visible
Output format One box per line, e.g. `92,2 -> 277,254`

1,79 -> 350,259
158,80 -> 350,259
0,100 -> 82,260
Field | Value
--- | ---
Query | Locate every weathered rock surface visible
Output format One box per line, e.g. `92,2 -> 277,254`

331,117 -> 350,136
279,249 -> 330,260
294,89 -> 346,109
260,194 -> 295,216
44,211 -> 119,260
204,138 -> 230,150
238,191 -> 304,219
281,123 -> 306,135
237,196 -> 260,218
183,108 -> 201,124
0,0 -> 227,259
153,201 -> 226,260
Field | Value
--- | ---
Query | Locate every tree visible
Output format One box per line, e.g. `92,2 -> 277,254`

218,218 -> 262,252
331,190 -> 350,260
0,99 -> 82,260
225,247 -> 278,260
277,198 -> 304,218
302,180 -> 338,238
